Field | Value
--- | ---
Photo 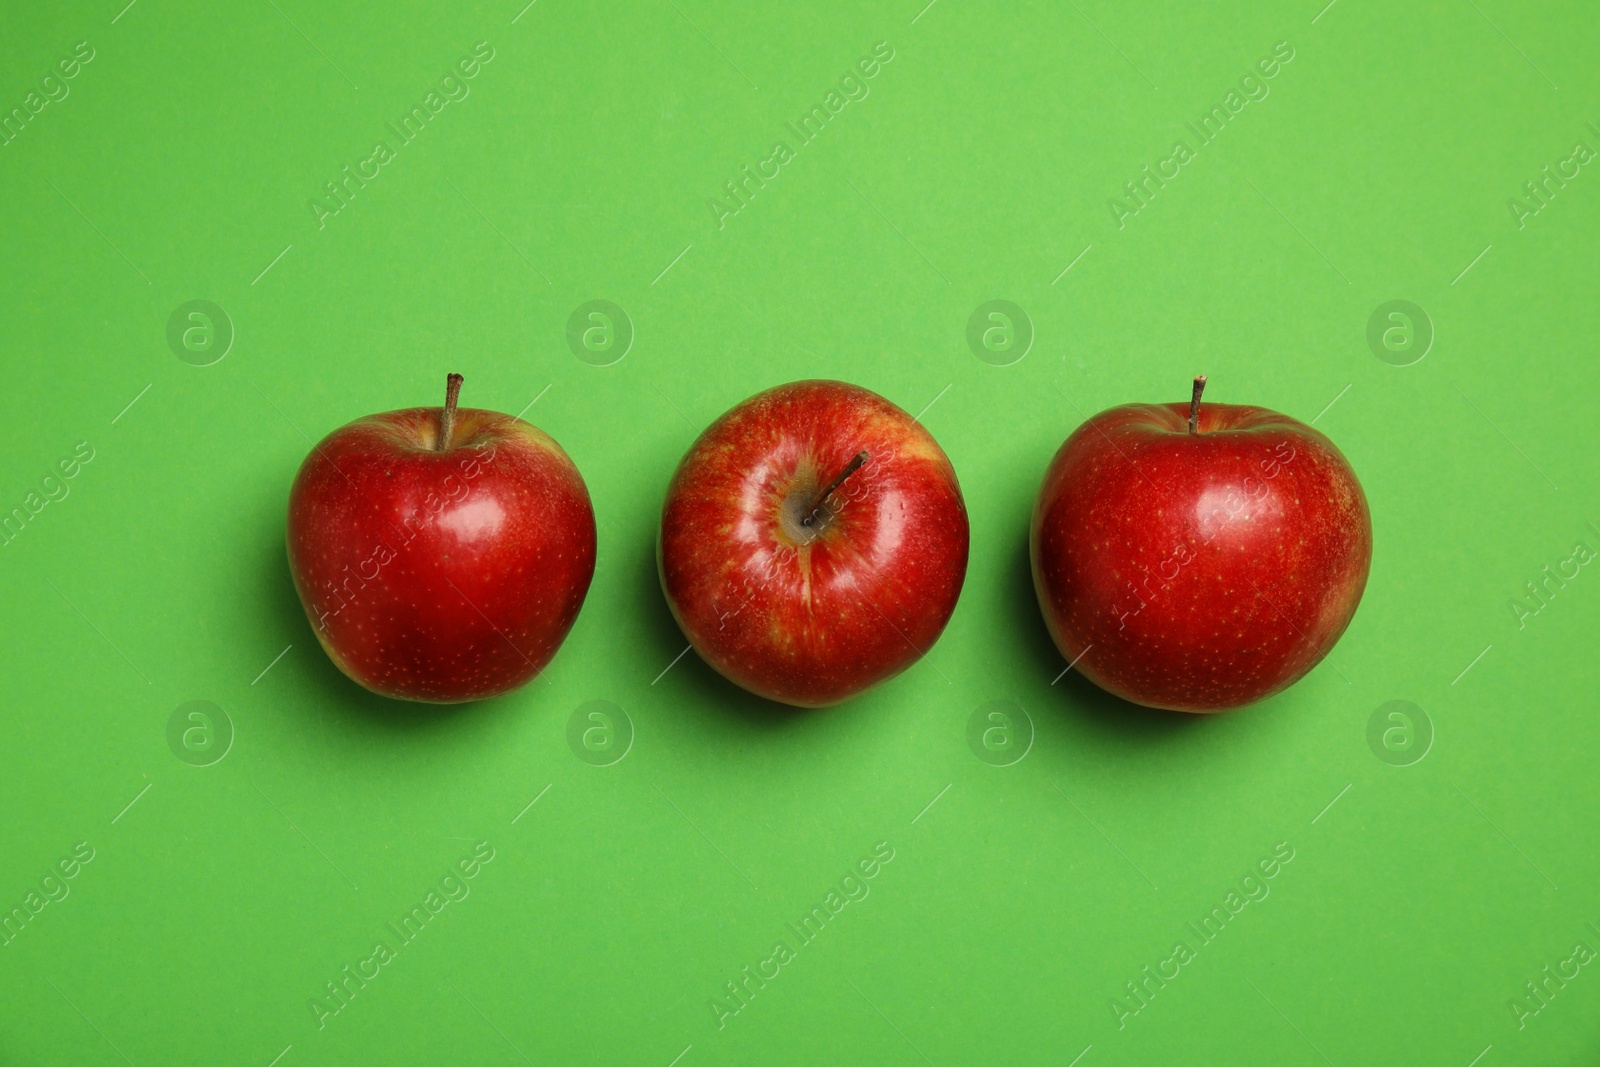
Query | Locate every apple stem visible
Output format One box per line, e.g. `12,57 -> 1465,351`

1188,375 -> 1207,435
801,451 -> 870,528
438,373 -> 463,451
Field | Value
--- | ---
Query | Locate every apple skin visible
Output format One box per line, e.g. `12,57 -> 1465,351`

658,380 -> 969,708
287,404 -> 596,703
1030,398 -> 1371,712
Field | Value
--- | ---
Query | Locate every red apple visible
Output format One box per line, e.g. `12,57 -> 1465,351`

287,374 -> 596,703
658,380 -> 969,707
1031,377 -> 1371,712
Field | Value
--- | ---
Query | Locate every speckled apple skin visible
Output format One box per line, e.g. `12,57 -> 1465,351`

1031,401 -> 1372,713
287,407 -> 596,704
658,380 -> 969,708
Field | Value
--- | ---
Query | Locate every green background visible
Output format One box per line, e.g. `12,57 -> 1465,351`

2,0 -> 1597,1063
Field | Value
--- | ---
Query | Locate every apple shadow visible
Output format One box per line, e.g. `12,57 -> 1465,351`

1008,535 -> 1209,744
634,533 -> 828,733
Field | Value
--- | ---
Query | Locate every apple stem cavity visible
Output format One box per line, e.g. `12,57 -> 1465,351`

438,373 -> 464,451
801,451 -> 870,528
1188,375 -> 1207,435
